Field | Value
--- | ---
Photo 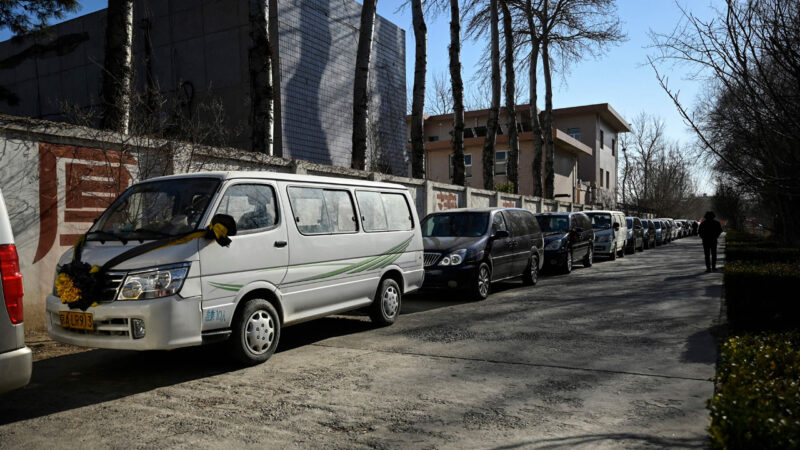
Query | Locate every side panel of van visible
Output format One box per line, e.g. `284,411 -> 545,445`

277,183 -> 422,325
199,180 -> 289,330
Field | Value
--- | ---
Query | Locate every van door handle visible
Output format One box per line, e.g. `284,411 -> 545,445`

274,241 -> 287,248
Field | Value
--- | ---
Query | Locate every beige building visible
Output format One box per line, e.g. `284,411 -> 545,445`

412,103 -> 630,205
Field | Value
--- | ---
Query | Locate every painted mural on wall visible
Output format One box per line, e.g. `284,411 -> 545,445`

0,140 -> 137,329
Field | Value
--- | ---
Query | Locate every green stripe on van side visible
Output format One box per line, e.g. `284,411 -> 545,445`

295,237 -> 412,282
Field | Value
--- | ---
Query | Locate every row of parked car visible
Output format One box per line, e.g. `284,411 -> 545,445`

421,208 -> 698,300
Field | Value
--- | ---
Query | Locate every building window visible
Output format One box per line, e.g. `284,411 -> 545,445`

449,153 -> 473,178
599,168 -> 604,187
611,138 -> 616,156
567,127 -> 581,140
495,150 -> 507,175
427,136 -> 439,142
600,130 -> 604,148
606,171 -> 610,189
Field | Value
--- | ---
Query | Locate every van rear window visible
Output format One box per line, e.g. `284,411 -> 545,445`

356,191 -> 413,232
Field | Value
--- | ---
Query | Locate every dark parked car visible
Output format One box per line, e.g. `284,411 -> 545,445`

421,208 -> 544,300
642,219 -> 656,249
535,212 -> 594,274
625,217 -> 644,253
653,219 -> 666,245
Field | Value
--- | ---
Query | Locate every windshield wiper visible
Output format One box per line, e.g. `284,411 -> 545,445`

86,230 -> 128,245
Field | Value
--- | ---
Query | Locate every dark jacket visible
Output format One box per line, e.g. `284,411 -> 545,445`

698,219 -> 723,243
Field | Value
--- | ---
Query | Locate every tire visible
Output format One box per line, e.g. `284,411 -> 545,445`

473,262 -> 492,300
583,246 -> 593,267
522,255 -> 539,286
229,299 -> 280,366
619,242 -> 626,258
609,243 -> 617,260
563,250 -> 573,274
370,278 -> 402,325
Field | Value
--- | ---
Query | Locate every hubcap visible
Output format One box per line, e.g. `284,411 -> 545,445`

567,252 -> 573,271
589,248 -> 593,263
245,310 -> 274,355
382,285 -> 399,317
531,259 -> 538,283
478,266 -> 490,296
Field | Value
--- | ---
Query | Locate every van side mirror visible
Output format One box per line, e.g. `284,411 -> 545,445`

211,214 -> 237,236
613,222 -> 620,231
492,229 -> 510,239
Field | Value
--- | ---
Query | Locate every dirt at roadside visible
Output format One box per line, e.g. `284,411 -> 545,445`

24,329 -> 90,362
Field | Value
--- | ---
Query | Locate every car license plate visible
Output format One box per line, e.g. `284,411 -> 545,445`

59,311 -> 94,331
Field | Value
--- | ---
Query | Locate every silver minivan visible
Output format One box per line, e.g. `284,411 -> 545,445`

46,172 -> 424,365
0,188 -> 32,394
585,210 -> 628,260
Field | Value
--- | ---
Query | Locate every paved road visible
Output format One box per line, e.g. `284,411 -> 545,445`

0,237 -> 722,449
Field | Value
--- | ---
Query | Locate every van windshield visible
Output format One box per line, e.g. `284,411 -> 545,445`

585,212 -> 612,229
88,178 -> 220,241
421,213 -> 489,237
535,215 -> 570,233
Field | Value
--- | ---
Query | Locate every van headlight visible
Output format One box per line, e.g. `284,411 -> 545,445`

545,239 -> 564,250
118,263 -> 191,300
439,249 -> 467,266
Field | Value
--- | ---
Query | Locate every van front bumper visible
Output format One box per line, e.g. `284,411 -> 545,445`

422,264 -> 478,290
0,346 -> 32,394
593,241 -> 614,255
46,294 -> 203,351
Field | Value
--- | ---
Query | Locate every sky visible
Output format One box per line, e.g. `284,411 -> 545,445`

1,0 -> 722,193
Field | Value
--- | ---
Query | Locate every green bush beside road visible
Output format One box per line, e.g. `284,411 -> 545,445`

708,333 -> 800,449
709,231 -> 800,447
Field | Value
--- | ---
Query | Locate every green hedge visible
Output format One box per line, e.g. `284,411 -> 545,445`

708,332 -> 800,449
725,246 -> 800,263
723,261 -> 800,330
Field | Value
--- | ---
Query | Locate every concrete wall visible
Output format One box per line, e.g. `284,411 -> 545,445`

0,115 -> 600,330
0,0 -> 408,175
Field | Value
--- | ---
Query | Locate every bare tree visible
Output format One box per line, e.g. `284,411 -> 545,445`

351,0 -> 378,171
476,0 -> 501,190
425,70 -> 454,115
650,0 -> 800,241
410,0 -> 427,179
100,0 -> 134,134
449,0 -> 466,185
248,0 -> 274,155
501,0 -> 519,193
520,0 -> 545,197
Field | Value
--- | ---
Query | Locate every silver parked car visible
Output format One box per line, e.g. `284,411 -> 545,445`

0,187 -> 31,394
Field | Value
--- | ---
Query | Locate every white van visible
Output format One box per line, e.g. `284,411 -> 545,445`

584,210 -> 628,260
46,172 -> 424,365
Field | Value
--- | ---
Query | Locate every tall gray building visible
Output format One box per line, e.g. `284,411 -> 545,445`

0,0 -> 408,175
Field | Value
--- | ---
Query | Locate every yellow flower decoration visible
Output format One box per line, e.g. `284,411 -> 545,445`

56,273 -> 82,304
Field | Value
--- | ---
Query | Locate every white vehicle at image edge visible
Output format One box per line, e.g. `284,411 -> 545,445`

0,188 -> 32,394
46,171 -> 424,365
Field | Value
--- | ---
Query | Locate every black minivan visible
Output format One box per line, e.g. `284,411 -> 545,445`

421,208 -> 544,300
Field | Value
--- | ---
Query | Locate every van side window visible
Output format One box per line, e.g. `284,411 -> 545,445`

524,211 -> 540,234
505,211 -> 529,236
491,212 -> 507,233
356,191 -> 413,232
288,187 -> 357,234
216,184 -> 277,233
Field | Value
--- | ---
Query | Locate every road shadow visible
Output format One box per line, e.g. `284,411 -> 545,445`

681,329 -> 717,365
494,432 -> 705,449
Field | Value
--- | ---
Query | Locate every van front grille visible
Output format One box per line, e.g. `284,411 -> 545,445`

97,271 -> 126,303
424,253 -> 441,267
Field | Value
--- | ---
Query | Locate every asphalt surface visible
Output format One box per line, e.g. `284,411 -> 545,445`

0,236 -> 722,449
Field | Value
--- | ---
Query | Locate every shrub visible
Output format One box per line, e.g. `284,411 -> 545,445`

725,246 -> 800,263
723,262 -> 800,330
725,229 -> 764,244
708,332 -> 800,449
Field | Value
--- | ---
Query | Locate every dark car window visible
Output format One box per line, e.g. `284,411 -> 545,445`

505,210 -> 530,236
580,214 -> 591,230
491,211 -> 508,234
536,214 -> 569,233
421,212 -> 489,237
585,212 -> 611,229
626,218 -> 633,228
523,211 -> 541,234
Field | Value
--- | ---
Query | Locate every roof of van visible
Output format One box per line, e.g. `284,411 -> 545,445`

583,210 -> 624,214
136,171 -> 410,190
425,207 -> 529,214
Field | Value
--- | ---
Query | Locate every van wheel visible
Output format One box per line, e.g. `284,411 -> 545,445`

229,299 -> 280,366
522,256 -> 538,286
370,278 -> 401,326
619,243 -> 626,258
474,262 -> 492,299
609,243 -> 617,260
583,246 -> 593,267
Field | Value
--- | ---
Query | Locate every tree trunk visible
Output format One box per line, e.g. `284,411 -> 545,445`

100,0 -> 134,134
449,0 -> 466,185
526,2 -> 543,197
351,0 -> 378,170
541,32 -> 555,199
249,0 -> 274,154
482,0 -> 501,190
501,0 -> 519,194
410,0 -> 427,179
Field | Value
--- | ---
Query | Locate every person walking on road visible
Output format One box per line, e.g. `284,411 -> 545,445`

698,211 -> 723,272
